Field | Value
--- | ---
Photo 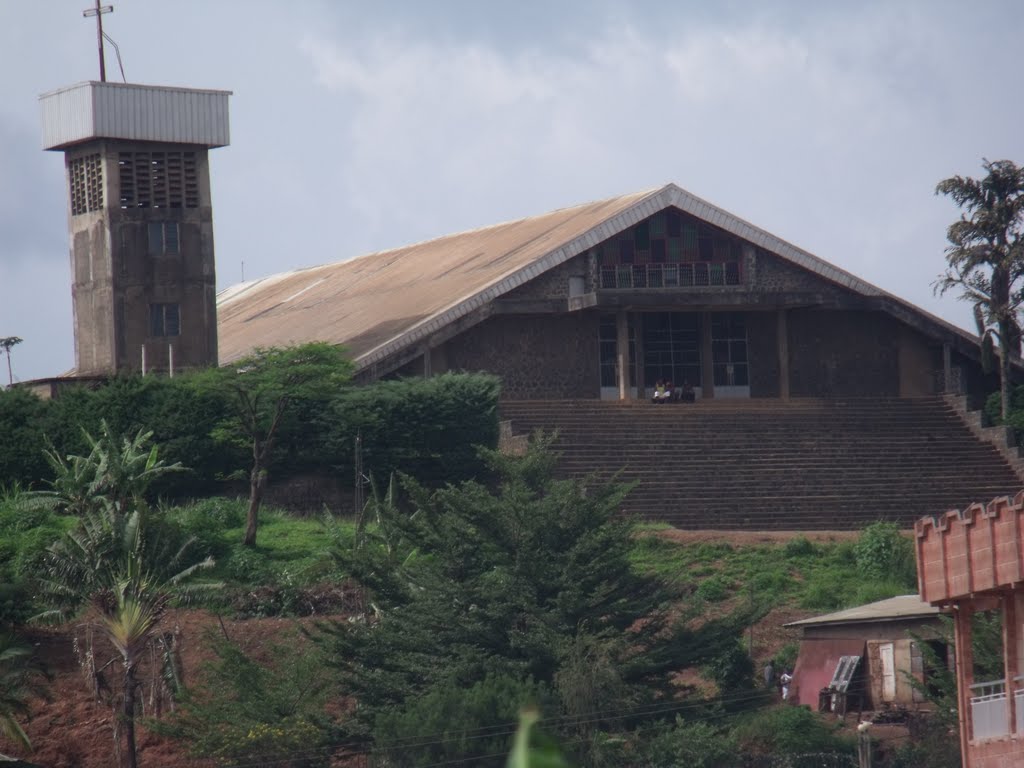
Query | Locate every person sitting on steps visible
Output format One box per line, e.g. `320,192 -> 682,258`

678,379 -> 695,403
651,380 -> 671,403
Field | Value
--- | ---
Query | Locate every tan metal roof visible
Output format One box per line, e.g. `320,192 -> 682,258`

217,187 -> 658,366
784,595 -> 941,628
216,182 -> 981,372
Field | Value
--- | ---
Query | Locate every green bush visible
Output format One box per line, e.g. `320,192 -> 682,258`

694,574 -> 731,603
850,579 -> 912,607
733,705 -> 853,758
155,634 -> 332,767
0,388 -> 53,488
327,372 -> 500,488
799,569 -> 847,610
373,674 -> 551,768
854,522 -> 915,587
702,640 -> 756,695
630,718 -> 738,768
772,643 -> 799,673
783,535 -> 816,557
169,497 -> 247,559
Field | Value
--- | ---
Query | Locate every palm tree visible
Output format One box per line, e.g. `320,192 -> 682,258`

935,159 -> 1024,420
36,426 -> 215,768
0,633 -> 32,751
0,337 -> 21,387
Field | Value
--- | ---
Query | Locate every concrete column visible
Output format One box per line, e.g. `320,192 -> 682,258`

778,309 -> 790,400
1003,594 -> 1019,735
616,310 -> 629,401
953,604 -> 974,756
701,311 -> 714,399
943,343 -> 953,393
422,345 -> 432,377
633,313 -> 646,400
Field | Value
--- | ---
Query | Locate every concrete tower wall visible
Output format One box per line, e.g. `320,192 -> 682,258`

43,82 -> 229,376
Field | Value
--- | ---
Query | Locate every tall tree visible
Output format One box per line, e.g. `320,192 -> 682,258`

196,343 -> 352,546
0,337 -> 21,388
321,437 -> 753,764
935,159 -> 1024,419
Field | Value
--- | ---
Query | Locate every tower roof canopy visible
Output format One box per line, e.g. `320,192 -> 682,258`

39,81 -> 231,150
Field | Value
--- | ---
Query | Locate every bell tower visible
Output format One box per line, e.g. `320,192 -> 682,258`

40,81 -> 231,375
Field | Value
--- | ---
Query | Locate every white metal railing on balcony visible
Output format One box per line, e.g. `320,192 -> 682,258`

1016,686 -> 1024,735
599,262 -> 741,290
970,679 -> 1009,741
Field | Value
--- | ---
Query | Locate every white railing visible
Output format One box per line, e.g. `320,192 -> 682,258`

970,679 -> 1009,741
1015,675 -> 1024,737
1016,686 -> 1024,735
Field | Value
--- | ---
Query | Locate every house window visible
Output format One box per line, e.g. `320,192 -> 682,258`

150,303 -> 180,337
148,222 -> 180,256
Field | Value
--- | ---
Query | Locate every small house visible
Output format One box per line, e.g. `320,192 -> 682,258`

785,595 -> 946,712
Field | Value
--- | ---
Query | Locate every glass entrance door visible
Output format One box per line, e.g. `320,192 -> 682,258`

643,312 -> 701,394
711,312 -> 750,397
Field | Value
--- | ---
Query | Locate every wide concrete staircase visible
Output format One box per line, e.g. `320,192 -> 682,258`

499,397 -> 1023,530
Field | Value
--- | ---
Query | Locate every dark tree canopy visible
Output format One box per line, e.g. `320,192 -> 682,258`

320,437 -> 753,764
194,343 -> 353,546
935,159 -> 1024,418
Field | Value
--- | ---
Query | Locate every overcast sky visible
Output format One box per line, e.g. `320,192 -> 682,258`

1,0 -> 1021,382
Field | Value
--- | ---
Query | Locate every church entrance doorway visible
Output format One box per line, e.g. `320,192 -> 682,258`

599,311 -> 751,400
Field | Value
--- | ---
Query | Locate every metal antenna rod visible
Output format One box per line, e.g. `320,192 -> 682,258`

82,1 -> 113,82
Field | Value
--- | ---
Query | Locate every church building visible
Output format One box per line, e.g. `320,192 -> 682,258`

216,183 -> 993,403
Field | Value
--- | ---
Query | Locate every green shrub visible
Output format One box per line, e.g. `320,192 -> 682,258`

694,574 -> 731,603
222,547 -> 273,584
327,372 -> 500,488
155,634 -> 332,767
748,567 -> 791,599
0,388 -> 53,488
734,705 -> 853,758
373,674 -> 551,768
630,718 -> 738,768
702,640 -> 756,695
772,643 -> 799,673
170,497 -> 247,559
854,522 -> 915,587
784,535 -> 816,557
850,579 -> 912,607
799,569 -> 847,610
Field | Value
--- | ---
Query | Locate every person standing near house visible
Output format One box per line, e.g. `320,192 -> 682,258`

780,670 -> 793,701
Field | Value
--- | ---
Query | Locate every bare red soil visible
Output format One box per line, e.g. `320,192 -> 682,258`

2,609 -> 323,768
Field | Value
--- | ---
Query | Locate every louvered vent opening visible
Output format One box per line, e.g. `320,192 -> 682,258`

118,151 -> 199,209
70,154 -> 103,215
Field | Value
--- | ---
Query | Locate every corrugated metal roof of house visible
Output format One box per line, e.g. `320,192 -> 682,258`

785,595 -> 941,628
216,187 -> 657,366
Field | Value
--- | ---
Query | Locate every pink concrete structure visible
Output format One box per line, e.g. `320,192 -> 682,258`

916,492 -> 1024,768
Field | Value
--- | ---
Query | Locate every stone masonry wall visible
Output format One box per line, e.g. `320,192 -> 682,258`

750,250 -> 860,299
788,309 -> 900,397
443,312 -> 600,399
502,254 -> 588,301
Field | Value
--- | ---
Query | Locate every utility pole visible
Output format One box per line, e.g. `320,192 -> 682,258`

82,1 -> 114,82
